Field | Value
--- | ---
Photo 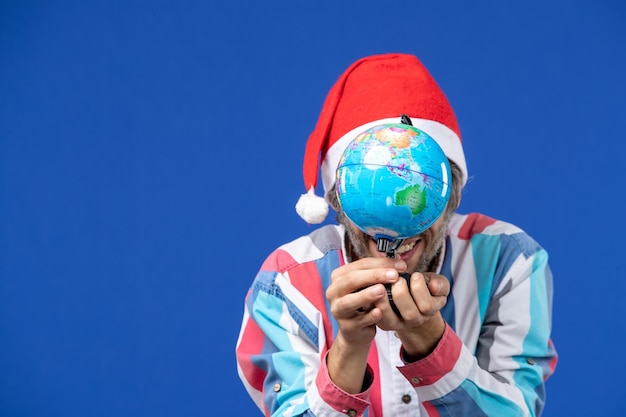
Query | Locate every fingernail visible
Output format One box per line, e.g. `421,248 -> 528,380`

394,261 -> 405,270
371,285 -> 384,296
385,270 -> 397,279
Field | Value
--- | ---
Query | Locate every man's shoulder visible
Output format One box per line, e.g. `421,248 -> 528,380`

449,212 -> 524,240
260,225 -> 345,273
448,212 -> 544,258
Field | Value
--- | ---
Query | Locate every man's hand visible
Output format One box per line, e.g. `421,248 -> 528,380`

325,257 -> 406,393
375,272 -> 450,360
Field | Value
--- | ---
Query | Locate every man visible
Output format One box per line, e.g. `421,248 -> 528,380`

236,53 -> 557,416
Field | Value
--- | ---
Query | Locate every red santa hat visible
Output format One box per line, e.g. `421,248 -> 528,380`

295,53 -> 468,224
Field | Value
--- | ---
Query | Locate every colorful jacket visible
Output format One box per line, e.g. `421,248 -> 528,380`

236,213 -> 558,416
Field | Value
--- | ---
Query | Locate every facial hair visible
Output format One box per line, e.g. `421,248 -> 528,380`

338,211 -> 451,273
414,219 -> 448,272
340,213 -> 372,262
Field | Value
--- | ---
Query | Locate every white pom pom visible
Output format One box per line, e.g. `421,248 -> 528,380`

295,187 -> 329,224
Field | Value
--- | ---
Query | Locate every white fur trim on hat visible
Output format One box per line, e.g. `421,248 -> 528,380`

320,118 -> 468,200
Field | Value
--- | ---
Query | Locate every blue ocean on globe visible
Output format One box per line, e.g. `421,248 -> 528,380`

335,123 -> 451,240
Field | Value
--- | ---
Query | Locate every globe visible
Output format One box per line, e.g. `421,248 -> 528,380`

335,123 -> 451,241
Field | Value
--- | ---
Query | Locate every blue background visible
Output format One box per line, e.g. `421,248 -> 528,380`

1,1 -> 624,416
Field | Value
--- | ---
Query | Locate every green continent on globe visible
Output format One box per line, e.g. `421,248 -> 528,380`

395,183 -> 426,216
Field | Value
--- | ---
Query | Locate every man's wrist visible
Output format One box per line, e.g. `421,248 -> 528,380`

397,314 -> 446,362
327,333 -> 372,393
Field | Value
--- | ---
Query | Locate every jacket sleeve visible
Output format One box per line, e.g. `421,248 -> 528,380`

235,268 -> 373,417
397,244 -> 558,416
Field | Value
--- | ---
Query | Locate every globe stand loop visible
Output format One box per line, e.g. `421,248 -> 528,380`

375,236 -> 410,318
375,236 -> 404,258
